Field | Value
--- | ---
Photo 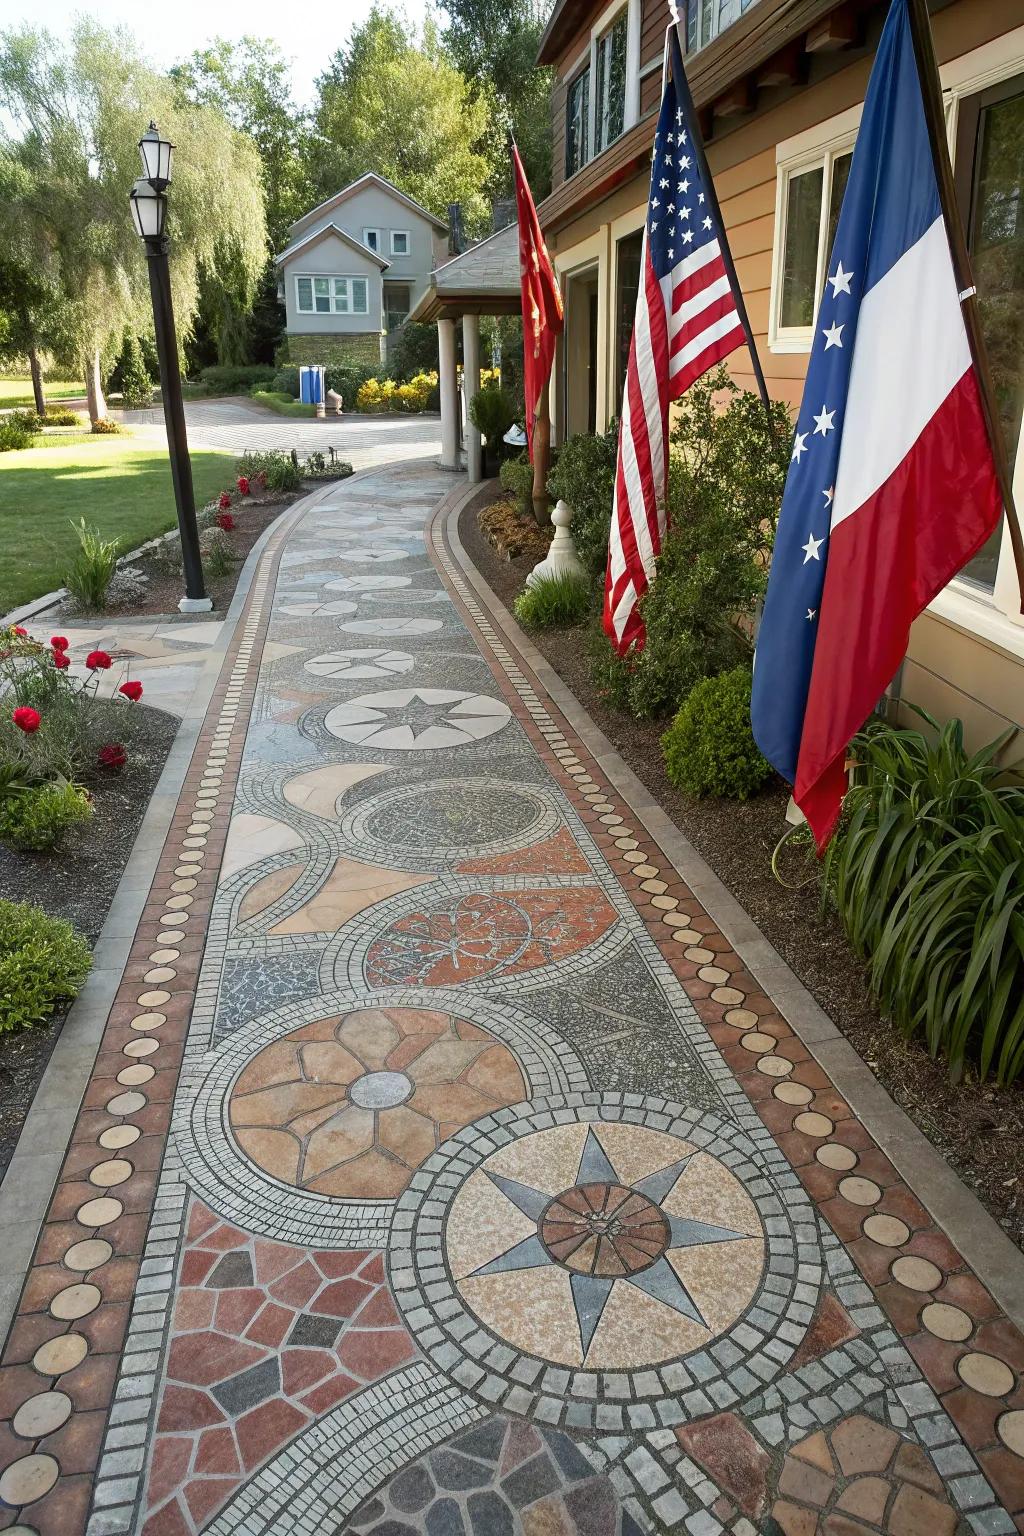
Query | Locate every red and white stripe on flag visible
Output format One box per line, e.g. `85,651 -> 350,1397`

603,35 -> 746,656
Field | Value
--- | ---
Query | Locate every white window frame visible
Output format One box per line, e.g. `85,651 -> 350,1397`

389,229 -> 411,257
362,228 -> 381,252
562,0 -> 641,180
294,273 -> 370,317
768,112 -> 858,355
766,26 -> 1024,650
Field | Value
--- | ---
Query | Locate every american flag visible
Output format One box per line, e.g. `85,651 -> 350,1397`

604,27 -> 748,655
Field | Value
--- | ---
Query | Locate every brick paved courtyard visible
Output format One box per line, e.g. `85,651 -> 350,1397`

1,463 -> 1022,1536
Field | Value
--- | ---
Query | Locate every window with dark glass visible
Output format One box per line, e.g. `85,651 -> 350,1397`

954,72 -> 1024,590
778,149 -> 853,332
615,230 -> 643,408
566,68 -> 590,178
595,13 -> 628,155
686,0 -> 756,53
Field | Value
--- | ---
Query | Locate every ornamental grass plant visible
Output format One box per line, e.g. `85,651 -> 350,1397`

513,571 -> 592,630
823,709 -> 1024,1085
64,518 -> 120,611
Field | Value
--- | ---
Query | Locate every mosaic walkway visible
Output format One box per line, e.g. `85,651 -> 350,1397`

1,462 -> 1022,1536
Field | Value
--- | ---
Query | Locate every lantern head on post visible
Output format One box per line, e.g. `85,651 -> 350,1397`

138,122 -> 174,189
129,176 -> 167,244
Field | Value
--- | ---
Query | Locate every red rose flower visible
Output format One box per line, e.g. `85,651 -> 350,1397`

53,652 -> 70,670
218,491 -> 232,511
50,636 -> 69,651
119,680 -> 143,702
11,626 -> 28,638
236,475 -> 251,496
85,650 -> 113,670
12,706 -> 41,733
216,511 -> 235,532
97,743 -> 126,772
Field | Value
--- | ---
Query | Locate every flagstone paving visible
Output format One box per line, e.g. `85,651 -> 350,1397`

1,463 -> 1022,1536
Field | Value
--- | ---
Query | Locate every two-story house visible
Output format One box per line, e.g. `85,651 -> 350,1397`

537,0 -> 1023,749
275,173 -> 450,367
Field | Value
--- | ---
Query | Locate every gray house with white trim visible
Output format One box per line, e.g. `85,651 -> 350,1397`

275,174 -> 449,367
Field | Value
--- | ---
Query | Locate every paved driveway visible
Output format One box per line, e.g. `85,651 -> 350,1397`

127,398 -> 444,471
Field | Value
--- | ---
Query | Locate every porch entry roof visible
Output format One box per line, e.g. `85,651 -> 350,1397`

409,222 -> 522,323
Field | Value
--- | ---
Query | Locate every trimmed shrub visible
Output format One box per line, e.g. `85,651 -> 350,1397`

387,321 -> 440,380
661,667 -> 772,800
197,364 -> 275,394
271,367 -> 300,397
325,364 -> 377,406
91,417 -> 121,434
514,572 -> 591,630
0,779 -> 93,852
118,335 -> 154,408
547,423 -> 618,579
42,407 -> 83,426
0,899 -> 91,1032
469,383 -> 515,449
823,710 -> 1024,1085
0,417 -> 34,452
499,455 -> 534,519
64,520 -> 120,611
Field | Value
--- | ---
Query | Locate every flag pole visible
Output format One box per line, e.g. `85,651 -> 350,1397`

906,0 -> 1024,611
668,19 -> 774,424
509,129 -> 555,528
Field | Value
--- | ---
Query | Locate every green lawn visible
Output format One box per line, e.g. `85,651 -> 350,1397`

0,439 -> 238,613
250,390 -> 313,418
0,378 -> 85,410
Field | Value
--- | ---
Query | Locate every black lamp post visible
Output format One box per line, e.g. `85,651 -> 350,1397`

129,123 -> 210,612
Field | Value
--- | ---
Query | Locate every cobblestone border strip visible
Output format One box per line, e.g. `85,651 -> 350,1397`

433,483 -> 1024,1526
0,480 -> 352,1536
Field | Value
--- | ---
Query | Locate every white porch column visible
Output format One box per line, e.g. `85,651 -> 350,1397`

438,316 -> 459,470
462,311 -> 482,483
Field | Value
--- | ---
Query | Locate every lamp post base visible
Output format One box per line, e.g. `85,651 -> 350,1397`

179,595 -> 214,614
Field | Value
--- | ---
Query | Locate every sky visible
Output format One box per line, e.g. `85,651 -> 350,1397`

3,0 -> 433,106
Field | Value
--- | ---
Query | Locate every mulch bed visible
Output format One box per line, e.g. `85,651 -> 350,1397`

0,704 -> 179,1177
460,497 -> 1024,1253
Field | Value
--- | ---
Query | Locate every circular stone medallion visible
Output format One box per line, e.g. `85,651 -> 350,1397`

341,778 -> 557,869
392,1096 -> 816,1428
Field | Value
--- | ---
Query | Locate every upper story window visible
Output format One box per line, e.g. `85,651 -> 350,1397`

686,0 -> 759,54
771,143 -> 853,346
362,228 -> 381,252
566,67 -> 590,178
390,230 -> 411,256
295,275 -> 369,316
595,13 -> 628,154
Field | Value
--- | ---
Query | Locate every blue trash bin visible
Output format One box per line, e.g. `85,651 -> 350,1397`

299,366 -> 325,405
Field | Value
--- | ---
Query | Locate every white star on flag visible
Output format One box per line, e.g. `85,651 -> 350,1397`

828,261 -> 854,297
813,406 -> 836,436
823,486 -> 835,506
802,534 -> 824,563
792,432 -> 809,463
806,609 -> 817,621
822,322 -> 844,350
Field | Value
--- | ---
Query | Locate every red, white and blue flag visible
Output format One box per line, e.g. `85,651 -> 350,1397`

604,28 -> 747,655
751,0 -> 1002,851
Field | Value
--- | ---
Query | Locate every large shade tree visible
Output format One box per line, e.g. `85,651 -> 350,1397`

0,22 -> 267,420
311,7 -> 492,233
439,0 -> 554,200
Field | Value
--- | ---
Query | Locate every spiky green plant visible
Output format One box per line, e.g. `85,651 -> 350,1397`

823,708 -> 1024,1085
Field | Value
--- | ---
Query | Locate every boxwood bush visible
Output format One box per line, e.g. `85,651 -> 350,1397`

661,666 -> 772,800
197,364 -> 276,394
0,898 -> 91,1032
546,422 -> 619,579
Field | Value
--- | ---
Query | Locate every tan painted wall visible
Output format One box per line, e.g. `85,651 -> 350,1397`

547,0 -> 1023,748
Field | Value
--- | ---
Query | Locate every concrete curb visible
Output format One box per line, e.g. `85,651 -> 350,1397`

0,480 -> 339,1348
443,479 -> 1024,1334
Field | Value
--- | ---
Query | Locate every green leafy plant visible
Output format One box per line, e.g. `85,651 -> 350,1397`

661,666 -> 772,800
237,449 -> 301,493
42,407 -> 83,427
0,778 -> 92,851
513,571 -> 591,630
547,422 -> 618,579
824,709 -> 1024,1085
197,364 -> 275,394
0,416 -> 33,452
469,383 -> 515,449
199,527 -> 233,578
0,898 -> 91,1033
595,368 -> 792,719
64,519 -> 120,610
499,455 -> 535,519
117,334 -> 154,409
90,417 -> 121,434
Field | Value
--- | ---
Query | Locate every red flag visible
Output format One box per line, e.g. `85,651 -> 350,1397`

512,141 -> 564,461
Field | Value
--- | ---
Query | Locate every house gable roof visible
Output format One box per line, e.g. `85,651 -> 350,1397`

288,173 -> 449,242
274,222 -> 391,270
